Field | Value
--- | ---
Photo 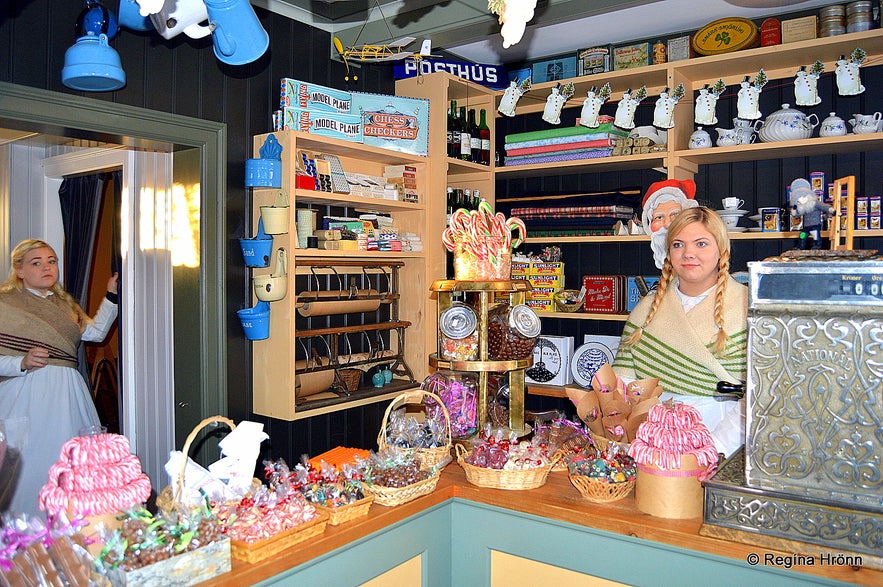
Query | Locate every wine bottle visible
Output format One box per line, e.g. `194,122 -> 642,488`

478,109 -> 491,165
462,189 -> 472,210
468,109 -> 480,162
446,186 -> 454,226
459,106 -> 471,161
448,100 -> 458,158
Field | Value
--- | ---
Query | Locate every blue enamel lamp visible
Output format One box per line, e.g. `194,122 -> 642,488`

62,0 -> 126,91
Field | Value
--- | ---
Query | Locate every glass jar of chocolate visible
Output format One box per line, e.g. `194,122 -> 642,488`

487,303 -> 541,361
438,302 -> 479,361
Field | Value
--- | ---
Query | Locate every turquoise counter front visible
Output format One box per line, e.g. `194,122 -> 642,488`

203,466 -> 880,586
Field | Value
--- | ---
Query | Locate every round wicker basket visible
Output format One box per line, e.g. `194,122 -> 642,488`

553,289 -> 583,313
568,475 -> 635,503
377,390 -> 452,470
455,444 -> 561,490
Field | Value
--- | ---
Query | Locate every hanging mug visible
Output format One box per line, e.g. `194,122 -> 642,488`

253,248 -> 288,301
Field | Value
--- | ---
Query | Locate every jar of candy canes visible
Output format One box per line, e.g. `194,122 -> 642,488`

421,370 -> 478,439
487,303 -> 541,361
438,302 -> 479,361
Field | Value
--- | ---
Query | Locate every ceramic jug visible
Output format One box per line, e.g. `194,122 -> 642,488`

849,112 -> 882,134
689,127 -> 712,149
715,128 -> 741,147
819,112 -> 847,137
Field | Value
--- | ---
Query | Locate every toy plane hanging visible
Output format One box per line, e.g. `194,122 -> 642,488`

334,37 -> 438,81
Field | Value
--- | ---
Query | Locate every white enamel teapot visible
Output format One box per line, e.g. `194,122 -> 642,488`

754,104 -> 819,142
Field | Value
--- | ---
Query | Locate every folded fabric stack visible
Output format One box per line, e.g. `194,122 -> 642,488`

495,189 -> 642,237
503,119 -> 629,167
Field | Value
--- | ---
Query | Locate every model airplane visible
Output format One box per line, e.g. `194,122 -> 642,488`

334,38 -> 440,81
333,36 -> 416,81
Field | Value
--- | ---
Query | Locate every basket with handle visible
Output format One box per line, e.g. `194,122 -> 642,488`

156,416 -> 241,517
361,470 -> 441,507
377,390 -> 452,471
455,444 -> 562,490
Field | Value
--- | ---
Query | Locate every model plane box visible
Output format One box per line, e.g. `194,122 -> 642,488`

280,78 -> 353,113
351,92 -> 429,157
277,108 -> 363,143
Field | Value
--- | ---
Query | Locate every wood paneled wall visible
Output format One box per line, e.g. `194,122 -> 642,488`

0,1 -> 395,466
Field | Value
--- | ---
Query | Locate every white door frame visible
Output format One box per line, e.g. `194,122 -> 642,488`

40,147 -> 175,493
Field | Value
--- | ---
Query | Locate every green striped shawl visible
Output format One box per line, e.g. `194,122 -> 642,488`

612,276 -> 748,397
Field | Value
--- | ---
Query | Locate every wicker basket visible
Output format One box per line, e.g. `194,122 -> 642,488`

336,368 -> 363,393
314,495 -> 374,526
569,475 -> 635,503
377,390 -> 453,470
553,289 -> 583,313
156,416 -> 238,517
455,444 -> 561,490
590,432 -> 631,453
230,511 -> 329,563
362,472 -> 440,507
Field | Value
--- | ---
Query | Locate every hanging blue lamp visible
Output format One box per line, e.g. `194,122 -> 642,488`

205,0 -> 269,66
62,0 -> 127,91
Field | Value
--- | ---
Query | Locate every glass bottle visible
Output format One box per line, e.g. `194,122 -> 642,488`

446,186 -> 454,226
478,108 -> 491,165
448,100 -> 458,158
468,108 -> 480,162
459,106 -> 471,161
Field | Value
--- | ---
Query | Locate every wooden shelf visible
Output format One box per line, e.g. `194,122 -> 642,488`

535,311 -> 629,321
289,188 -> 426,212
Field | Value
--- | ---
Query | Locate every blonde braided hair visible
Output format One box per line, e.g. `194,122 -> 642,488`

0,239 -> 92,329
624,207 -> 731,355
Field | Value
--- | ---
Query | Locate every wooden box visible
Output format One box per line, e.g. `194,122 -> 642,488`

108,538 -> 231,586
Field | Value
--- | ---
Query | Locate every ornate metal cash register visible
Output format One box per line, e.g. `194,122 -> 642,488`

701,255 -> 883,568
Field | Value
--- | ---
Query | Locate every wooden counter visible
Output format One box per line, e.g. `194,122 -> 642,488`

203,466 -> 882,586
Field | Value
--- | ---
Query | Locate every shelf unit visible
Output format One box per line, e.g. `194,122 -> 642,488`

249,131 -> 429,420
429,279 -> 533,436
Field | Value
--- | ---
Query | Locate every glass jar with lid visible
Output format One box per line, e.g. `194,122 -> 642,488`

438,302 -> 479,361
421,370 -> 479,439
487,302 -> 541,361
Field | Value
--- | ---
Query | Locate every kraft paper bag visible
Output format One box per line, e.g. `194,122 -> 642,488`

635,453 -> 705,519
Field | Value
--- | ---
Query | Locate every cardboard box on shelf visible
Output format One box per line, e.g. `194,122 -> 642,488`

613,42 -> 651,70
626,276 -> 660,312
781,15 -> 817,43
666,35 -> 692,62
576,47 -> 611,76
351,92 -> 429,156
511,261 -> 565,276
277,108 -> 363,142
280,78 -> 353,112
526,299 -> 555,312
525,335 -> 574,386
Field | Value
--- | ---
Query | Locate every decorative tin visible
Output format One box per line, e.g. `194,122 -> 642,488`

612,42 -> 651,70
576,47 -> 610,76
745,260 -> 883,508
691,18 -> 759,55
525,335 -> 573,386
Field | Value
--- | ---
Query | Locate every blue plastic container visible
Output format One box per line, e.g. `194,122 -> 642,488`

239,218 -> 273,267
237,301 -> 270,340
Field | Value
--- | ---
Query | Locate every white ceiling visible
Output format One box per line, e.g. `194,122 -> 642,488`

255,0 -> 840,65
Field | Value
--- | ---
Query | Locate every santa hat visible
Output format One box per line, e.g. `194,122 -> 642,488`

642,179 -> 696,208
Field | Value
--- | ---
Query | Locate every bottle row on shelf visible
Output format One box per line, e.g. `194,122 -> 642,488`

447,100 -> 491,165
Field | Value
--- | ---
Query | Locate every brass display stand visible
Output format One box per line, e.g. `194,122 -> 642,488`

429,279 -> 532,436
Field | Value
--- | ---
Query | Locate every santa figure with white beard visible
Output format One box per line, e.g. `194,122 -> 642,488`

790,178 -> 834,250
641,179 -> 699,269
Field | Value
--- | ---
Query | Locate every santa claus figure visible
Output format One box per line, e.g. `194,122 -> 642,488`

641,179 -> 699,269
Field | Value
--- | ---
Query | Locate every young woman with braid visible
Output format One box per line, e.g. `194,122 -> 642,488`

612,207 -> 748,456
0,239 -> 118,516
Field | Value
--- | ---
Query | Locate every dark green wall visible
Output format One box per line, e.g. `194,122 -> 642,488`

0,1 -> 395,465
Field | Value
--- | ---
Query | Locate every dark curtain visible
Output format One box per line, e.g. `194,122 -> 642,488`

58,173 -> 105,383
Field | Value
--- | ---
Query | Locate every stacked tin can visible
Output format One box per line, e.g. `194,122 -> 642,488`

846,1 -> 876,32
819,4 -> 846,36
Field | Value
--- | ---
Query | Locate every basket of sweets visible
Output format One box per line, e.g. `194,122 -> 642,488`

455,427 -> 561,491
357,448 -> 441,507
156,416 -> 250,517
531,417 -> 592,472
274,456 -> 374,526
567,442 -> 637,503
552,289 -> 584,313
213,487 -> 328,563
377,390 -> 452,470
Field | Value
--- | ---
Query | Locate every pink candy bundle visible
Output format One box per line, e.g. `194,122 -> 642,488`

628,401 -> 719,520
38,433 -> 151,519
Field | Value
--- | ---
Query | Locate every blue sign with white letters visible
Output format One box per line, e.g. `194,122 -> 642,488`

393,59 -> 507,89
